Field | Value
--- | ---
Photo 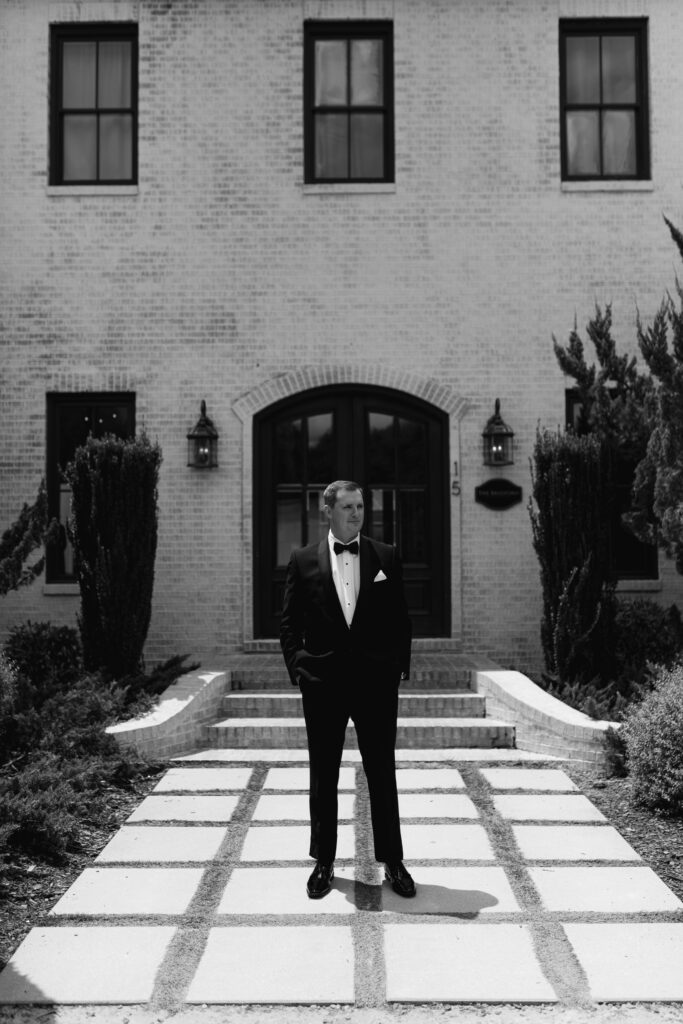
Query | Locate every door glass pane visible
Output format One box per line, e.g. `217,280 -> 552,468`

566,111 -> 600,175
315,114 -> 348,178
277,492 -> 301,565
62,41 -> 96,107
350,113 -> 384,178
602,35 -> 635,103
306,488 -> 328,546
399,491 -> 427,563
63,115 -> 97,180
315,40 -> 347,105
99,40 -> 132,107
565,36 -> 600,103
100,114 -> 132,180
398,418 -> 427,483
368,412 -> 394,479
351,39 -> 382,105
307,413 -> 334,482
370,488 -> 395,544
275,418 -> 302,483
602,110 -> 636,175
93,403 -> 133,438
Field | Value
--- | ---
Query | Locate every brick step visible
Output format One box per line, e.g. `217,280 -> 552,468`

222,691 -> 486,718
206,717 -> 515,750
231,671 -> 475,692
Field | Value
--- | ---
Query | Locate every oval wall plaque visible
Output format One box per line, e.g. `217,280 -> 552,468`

475,478 -> 523,510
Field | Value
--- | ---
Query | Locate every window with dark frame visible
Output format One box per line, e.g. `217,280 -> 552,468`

50,23 -> 138,186
46,393 -> 135,583
304,20 -> 394,184
565,389 -> 657,580
560,18 -> 649,180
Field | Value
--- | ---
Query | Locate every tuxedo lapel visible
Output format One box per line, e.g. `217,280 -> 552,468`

352,536 -> 381,624
317,539 -> 348,630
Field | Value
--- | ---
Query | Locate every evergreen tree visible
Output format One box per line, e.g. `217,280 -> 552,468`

65,433 -> 162,678
0,480 -> 58,596
630,217 -> 683,571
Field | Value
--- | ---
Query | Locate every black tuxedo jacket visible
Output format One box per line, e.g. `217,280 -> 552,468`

280,535 -> 412,687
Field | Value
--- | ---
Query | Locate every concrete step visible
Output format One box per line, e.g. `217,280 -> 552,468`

206,717 -> 515,750
222,691 -> 486,718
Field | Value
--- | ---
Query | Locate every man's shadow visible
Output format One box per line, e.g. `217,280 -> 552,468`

335,877 -> 499,917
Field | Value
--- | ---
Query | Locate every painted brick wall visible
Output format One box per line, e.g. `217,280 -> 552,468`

2,0 -> 683,674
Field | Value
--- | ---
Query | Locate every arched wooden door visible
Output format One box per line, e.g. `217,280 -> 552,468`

254,385 -> 450,637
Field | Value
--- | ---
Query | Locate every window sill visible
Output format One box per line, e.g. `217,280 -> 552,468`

46,186 -> 139,197
43,583 -> 80,596
302,182 -> 396,196
616,578 -> 662,593
561,180 -> 654,193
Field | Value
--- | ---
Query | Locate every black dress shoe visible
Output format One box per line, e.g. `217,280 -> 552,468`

384,861 -> 416,898
307,861 -> 334,899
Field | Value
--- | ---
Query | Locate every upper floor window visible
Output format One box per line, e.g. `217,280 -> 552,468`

46,393 -> 135,582
50,23 -> 138,185
304,21 -> 394,183
560,19 -> 649,180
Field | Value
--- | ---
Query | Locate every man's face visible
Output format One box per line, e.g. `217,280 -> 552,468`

326,488 -> 364,543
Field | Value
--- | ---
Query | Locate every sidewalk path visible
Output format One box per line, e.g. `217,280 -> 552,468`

1,749 -> 683,1012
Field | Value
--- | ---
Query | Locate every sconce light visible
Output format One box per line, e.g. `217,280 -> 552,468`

187,400 -> 219,469
482,398 -> 514,467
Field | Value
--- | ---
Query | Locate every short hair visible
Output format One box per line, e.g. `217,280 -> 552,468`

323,480 -> 364,508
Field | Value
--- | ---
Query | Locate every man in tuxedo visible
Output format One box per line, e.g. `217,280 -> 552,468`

280,479 -> 415,900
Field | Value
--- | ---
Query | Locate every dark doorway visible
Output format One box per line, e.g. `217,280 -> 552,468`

254,385 -> 449,637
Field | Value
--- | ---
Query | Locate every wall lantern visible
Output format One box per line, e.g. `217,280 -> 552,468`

482,398 -> 514,467
187,400 -> 219,469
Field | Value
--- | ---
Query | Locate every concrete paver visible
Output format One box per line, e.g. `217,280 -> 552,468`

481,768 -> 578,791
2,753 -> 682,1011
384,923 -> 558,1002
174,747 -> 559,762
0,927 -> 176,1004
400,823 -> 495,860
563,923 -> 683,1001
396,767 -> 465,789
529,865 -> 683,913
186,925 -> 355,1003
153,767 -> 252,791
513,824 -> 642,862
49,867 -> 204,916
96,825 -> 227,863
217,866 -> 356,914
380,866 -> 521,914
493,794 -> 606,821
240,823 -> 355,861
252,793 -> 355,821
264,766 -> 355,790
398,793 -> 478,818
127,794 -> 239,822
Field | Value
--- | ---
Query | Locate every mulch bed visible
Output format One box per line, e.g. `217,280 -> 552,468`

0,766 -> 167,970
1,760 -> 683,971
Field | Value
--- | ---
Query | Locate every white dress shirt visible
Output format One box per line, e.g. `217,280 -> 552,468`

328,531 -> 361,627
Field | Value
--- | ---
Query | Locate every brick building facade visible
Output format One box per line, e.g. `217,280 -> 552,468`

2,0 -> 682,673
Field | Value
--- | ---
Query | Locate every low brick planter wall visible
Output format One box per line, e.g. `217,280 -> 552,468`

475,667 -> 618,764
106,669 -> 230,759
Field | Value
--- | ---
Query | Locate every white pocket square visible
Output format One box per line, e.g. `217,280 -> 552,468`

374,569 -> 388,582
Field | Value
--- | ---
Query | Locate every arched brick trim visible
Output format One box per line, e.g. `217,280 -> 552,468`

233,365 -> 469,422
234,366 -> 469,646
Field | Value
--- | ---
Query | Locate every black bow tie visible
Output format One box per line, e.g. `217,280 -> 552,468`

334,541 -> 359,556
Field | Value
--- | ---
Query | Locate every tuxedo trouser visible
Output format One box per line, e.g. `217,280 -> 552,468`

299,674 -> 403,864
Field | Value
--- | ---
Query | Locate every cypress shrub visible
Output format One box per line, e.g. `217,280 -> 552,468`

65,433 -> 162,679
622,665 -> 683,814
529,428 -> 615,691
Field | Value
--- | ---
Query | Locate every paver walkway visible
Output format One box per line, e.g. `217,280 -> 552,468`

2,749 -> 683,1010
